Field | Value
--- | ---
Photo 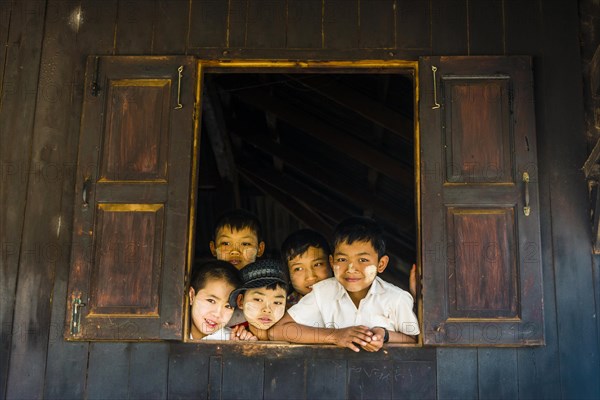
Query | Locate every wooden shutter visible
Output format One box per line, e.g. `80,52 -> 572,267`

419,56 -> 544,345
65,56 -> 197,340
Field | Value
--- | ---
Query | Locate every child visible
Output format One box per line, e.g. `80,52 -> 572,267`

270,217 -> 419,352
229,259 -> 289,341
188,260 -> 241,341
281,229 -> 333,308
210,209 -> 265,270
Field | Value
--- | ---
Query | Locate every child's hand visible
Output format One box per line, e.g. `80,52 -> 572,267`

361,327 -> 385,352
410,264 -> 417,299
231,325 -> 258,341
330,326 -> 374,352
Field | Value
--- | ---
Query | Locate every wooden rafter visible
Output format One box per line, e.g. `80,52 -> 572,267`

232,88 -> 414,187
236,131 -> 415,237
238,164 -> 414,275
287,74 -> 413,142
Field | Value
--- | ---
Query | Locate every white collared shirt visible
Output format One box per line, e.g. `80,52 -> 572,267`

288,277 -> 420,335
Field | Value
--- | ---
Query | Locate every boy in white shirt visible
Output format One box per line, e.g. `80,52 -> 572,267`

270,217 -> 419,352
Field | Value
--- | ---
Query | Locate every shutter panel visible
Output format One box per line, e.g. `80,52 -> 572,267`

419,56 -> 544,345
65,56 -> 197,340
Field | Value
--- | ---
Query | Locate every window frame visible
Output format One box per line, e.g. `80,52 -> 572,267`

183,59 -> 422,348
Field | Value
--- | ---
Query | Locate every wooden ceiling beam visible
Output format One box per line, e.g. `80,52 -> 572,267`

238,166 -> 334,237
236,132 -> 416,243
202,77 -> 241,205
287,75 -> 413,142
238,164 -> 414,275
232,88 -> 413,187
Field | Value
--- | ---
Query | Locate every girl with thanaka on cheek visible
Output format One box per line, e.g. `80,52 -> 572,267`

188,260 -> 241,341
281,229 -> 333,308
209,209 -> 265,270
229,259 -> 289,341
270,217 -> 419,352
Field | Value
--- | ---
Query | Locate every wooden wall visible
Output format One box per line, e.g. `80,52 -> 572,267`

0,0 -> 598,398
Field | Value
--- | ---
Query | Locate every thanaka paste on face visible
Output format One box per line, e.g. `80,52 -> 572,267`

364,264 -> 378,283
241,288 -> 286,330
333,264 -> 341,277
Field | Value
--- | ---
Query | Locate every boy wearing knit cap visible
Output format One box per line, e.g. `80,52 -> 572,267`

229,259 -> 289,340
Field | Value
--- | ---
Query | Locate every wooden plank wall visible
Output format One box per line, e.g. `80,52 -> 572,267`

0,0 -> 598,399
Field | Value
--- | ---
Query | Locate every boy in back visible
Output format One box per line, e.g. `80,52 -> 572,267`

270,217 -> 419,352
210,209 -> 265,270
281,229 -> 332,308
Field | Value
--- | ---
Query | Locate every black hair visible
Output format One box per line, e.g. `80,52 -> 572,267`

212,209 -> 263,242
189,259 -> 242,292
281,229 -> 332,264
332,216 -> 386,258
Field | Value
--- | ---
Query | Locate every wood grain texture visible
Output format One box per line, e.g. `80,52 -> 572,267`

189,0 -> 228,48
359,0 -> 395,48
86,343 -> 130,400
324,0 -> 358,49
264,358 -> 306,400
431,0 -> 468,55
468,0 -> 504,55
437,348 -> 477,400
396,0 -> 431,52
478,348 -> 518,399
540,1 -> 600,398
287,0 -> 322,48
306,359 -> 347,400
129,343 -> 169,399
154,0 -> 189,54
245,0 -> 286,48
167,344 -> 210,400
5,0 -> 79,398
0,0 -> 46,396
115,0 -> 155,54
43,2 -> 117,398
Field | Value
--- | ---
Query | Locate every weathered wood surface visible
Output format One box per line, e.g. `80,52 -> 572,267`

1,0 -> 599,399
0,0 -> 46,397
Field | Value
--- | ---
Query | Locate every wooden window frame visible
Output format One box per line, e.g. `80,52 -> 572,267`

184,60 -> 423,348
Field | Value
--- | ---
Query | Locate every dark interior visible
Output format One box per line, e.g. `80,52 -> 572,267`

194,72 -> 416,289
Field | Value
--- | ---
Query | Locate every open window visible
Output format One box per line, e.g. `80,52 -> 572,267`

65,56 -> 544,346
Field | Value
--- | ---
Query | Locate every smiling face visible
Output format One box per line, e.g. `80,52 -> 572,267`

330,240 -> 389,302
237,286 -> 287,330
189,278 -> 235,339
288,246 -> 332,296
210,226 -> 265,270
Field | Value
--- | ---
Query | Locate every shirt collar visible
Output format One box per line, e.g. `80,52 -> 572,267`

334,276 -> 385,301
